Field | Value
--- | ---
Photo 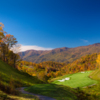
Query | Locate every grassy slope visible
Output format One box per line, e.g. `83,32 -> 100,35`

0,59 -> 43,100
82,69 -> 100,100
0,59 -> 78,100
0,59 -> 42,86
0,90 -> 39,100
89,68 -> 100,80
25,84 -> 78,100
51,71 -> 97,88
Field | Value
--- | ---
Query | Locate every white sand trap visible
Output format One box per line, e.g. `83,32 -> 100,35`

58,77 -> 70,82
58,79 -> 65,82
65,77 -> 70,80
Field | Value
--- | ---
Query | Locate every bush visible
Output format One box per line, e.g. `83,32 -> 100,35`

0,81 -> 19,95
75,87 -> 93,100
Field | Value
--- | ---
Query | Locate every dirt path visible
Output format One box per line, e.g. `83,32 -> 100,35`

17,87 -> 56,100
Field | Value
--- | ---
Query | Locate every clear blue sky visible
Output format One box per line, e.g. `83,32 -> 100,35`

0,0 -> 100,50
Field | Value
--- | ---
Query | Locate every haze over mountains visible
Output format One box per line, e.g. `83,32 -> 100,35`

19,43 -> 100,63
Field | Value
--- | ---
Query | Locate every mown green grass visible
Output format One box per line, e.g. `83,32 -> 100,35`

25,84 -> 78,100
51,71 -> 97,88
0,59 -> 43,86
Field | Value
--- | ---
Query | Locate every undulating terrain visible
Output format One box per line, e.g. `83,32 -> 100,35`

1,48 -> 100,100
19,43 -> 100,63
0,59 -> 43,100
0,59 -> 80,100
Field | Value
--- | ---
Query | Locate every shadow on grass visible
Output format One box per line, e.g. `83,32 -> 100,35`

24,83 -> 78,100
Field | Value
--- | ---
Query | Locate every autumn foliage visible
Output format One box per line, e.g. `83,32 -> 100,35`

17,53 -> 98,82
0,22 -> 99,84
0,23 -> 20,68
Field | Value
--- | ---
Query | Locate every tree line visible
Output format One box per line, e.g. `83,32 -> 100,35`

0,23 -> 20,68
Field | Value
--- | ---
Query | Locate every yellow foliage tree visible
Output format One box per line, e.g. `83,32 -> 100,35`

96,54 -> 100,68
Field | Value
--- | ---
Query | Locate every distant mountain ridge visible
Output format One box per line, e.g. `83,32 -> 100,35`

19,43 -> 100,63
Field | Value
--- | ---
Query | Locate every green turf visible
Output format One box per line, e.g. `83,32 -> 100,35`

25,84 -> 78,100
89,69 -> 100,81
0,59 -> 42,86
51,71 -> 97,88
82,69 -> 100,100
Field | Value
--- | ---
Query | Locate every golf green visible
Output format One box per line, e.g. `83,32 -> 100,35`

52,71 -> 97,88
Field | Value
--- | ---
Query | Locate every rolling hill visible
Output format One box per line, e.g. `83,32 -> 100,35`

19,43 -> 100,63
89,68 -> 100,81
0,59 -> 43,99
0,59 -> 43,87
62,53 -> 98,74
0,55 -> 98,100
0,59 -> 78,100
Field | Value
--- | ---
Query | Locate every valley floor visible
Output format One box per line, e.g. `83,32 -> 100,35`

25,84 -> 78,100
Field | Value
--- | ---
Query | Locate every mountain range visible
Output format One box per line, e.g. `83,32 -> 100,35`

19,43 -> 100,63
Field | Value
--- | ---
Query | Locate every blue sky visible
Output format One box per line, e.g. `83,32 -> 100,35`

0,0 -> 100,51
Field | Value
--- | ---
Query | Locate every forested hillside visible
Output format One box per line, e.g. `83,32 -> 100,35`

18,53 -> 98,83
19,43 -> 100,63
63,53 -> 98,74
